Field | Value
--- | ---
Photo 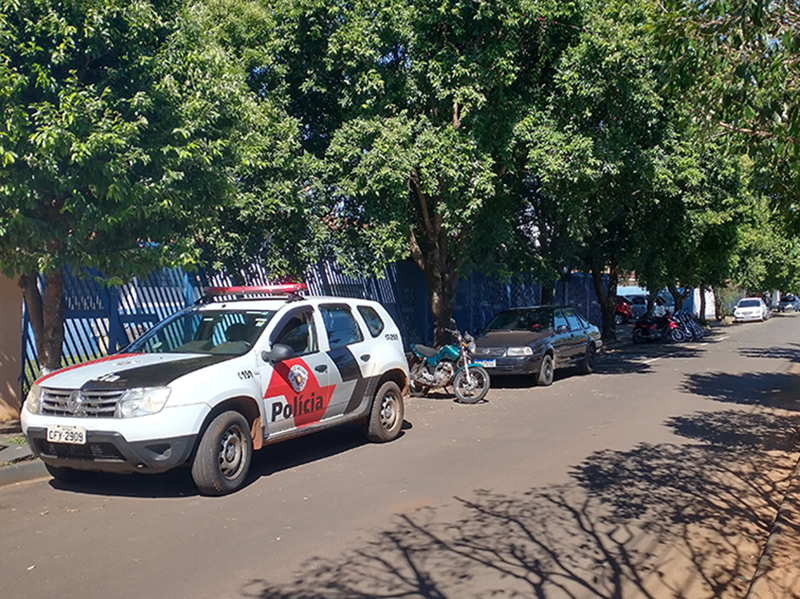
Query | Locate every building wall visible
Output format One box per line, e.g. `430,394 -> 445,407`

0,275 -> 22,421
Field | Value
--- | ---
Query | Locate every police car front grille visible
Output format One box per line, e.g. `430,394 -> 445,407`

41,389 -> 125,418
35,439 -> 126,461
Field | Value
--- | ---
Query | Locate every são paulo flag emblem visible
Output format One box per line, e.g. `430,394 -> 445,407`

288,364 -> 309,393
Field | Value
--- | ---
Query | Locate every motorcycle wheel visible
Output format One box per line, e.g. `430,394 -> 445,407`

670,328 -> 687,343
632,328 -> 647,344
409,361 -> 429,397
453,367 -> 490,404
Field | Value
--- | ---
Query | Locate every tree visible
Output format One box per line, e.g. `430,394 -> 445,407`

264,0 -> 583,343
656,0 -> 800,210
519,0 -> 672,340
630,137 -> 748,315
0,0 -> 281,371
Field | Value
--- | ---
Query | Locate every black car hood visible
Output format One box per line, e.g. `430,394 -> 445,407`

476,330 -> 550,347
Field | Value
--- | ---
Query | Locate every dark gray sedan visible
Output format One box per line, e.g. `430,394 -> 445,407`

472,306 -> 602,386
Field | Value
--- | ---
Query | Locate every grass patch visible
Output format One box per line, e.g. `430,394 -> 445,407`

3,436 -> 27,445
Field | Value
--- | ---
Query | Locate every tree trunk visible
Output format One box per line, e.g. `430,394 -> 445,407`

713,286 -> 723,321
698,285 -> 707,323
591,264 -> 618,342
667,284 -> 691,312
540,283 -> 554,305
407,171 -> 463,346
19,267 -> 65,375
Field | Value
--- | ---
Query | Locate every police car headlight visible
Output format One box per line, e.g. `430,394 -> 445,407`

116,388 -> 171,418
506,347 -> 533,357
25,384 -> 42,414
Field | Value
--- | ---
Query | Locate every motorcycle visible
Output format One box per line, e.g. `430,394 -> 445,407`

673,310 -> 704,341
632,311 -> 685,344
408,323 -> 491,404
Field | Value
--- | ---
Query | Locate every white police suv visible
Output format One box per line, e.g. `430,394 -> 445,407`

22,285 -> 409,495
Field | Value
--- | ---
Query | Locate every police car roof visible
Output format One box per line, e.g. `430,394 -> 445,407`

195,294 -> 380,311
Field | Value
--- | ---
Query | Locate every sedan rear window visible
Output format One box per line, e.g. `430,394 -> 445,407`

738,299 -> 761,308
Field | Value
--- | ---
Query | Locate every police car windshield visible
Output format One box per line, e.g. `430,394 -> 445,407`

484,308 -> 554,332
127,309 -> 276,356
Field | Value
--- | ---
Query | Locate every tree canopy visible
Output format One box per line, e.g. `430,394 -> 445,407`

0,0 -> 301,369
2,0 -> 799,369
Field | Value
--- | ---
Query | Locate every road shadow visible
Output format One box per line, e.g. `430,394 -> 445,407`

681,371 -> 800,411
740,343 -> 800,363
48,421 -> 402,498
665,410 -> 800,452
239,409 -> 800,599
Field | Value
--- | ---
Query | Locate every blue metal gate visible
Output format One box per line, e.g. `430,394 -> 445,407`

21,262 -> 603,394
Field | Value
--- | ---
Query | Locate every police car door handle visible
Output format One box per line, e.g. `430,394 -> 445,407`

315,364 -> 328,373
360,354 -> 371,362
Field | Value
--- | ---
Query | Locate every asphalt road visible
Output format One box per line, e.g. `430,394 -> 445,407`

2,314 -> 800,599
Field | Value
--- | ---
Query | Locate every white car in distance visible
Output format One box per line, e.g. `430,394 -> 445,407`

733,297 -> 770,322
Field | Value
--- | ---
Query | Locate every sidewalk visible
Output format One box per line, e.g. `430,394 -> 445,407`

0,419 -> 47,486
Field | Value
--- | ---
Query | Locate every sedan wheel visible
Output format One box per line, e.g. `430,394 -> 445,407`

537,354 -> 554,386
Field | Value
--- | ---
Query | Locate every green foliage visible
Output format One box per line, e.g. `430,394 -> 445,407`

0,0 -> 272,281
655,0 -> 800,207
518,0 -> 667,304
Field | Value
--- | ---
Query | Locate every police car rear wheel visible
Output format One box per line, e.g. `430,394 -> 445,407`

367,381 -> 404,442
192,411 -> 252,496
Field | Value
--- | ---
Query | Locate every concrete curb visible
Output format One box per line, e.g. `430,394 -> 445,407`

745,452 -> 800,599
0,459 -> 48,488
745,360 -> 800,599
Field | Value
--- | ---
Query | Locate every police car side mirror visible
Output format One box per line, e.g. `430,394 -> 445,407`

261,344 -> 295,363
556,325 -> 569,334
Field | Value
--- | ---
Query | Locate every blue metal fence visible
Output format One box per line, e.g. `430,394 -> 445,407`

20,262 -> 603,394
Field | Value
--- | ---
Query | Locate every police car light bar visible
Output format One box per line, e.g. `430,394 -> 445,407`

203,284 -> 308,297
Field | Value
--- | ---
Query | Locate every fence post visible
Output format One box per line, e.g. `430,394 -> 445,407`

106,286 -> 124,353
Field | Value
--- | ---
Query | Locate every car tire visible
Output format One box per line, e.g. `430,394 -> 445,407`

191,410 -> 252,496
453,367 -> 490,404
579,344 -> 596,374
366,381 -> 404,442
45,463 -> 94,483
614,313 -> 626,325
537,354 -> 554,386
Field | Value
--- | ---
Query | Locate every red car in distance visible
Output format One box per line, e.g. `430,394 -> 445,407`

615,296 -> 634,324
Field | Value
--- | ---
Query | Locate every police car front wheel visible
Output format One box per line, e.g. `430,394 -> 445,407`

192,411 -> 253,496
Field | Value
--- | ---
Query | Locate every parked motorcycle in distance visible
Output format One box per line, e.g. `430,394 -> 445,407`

632,312 -> 685,344
673,311 -> 704,341
409,322 -> 491,404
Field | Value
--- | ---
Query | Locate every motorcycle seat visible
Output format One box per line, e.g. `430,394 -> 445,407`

413,344 -> 439,358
